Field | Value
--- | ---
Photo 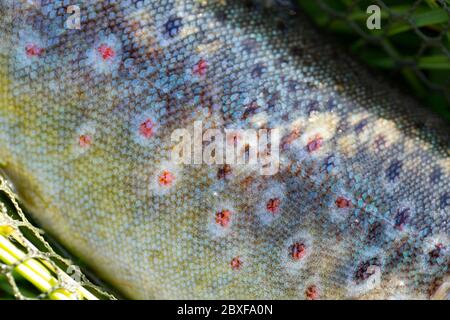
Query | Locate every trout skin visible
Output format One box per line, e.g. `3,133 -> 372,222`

0,0 -> 449,299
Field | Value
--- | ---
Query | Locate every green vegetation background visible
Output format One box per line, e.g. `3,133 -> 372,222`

297,0 -> 450,121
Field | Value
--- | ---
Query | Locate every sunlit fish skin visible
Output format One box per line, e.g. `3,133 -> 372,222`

0,0 -> 449,299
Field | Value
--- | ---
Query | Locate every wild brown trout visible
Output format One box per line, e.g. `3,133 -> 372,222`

0,0 -> 448,299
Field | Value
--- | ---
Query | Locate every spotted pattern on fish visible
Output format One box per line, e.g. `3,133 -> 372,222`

0,0 -> 449,299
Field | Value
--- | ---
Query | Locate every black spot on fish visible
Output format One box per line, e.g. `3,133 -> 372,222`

327,98 -> 337,111
251,63 -> 265,78
215,10 -> 227,22
290,45 -> 303,57
307,100 -> 320,115
430,166 -> 442,183
428,244 -> 445,266
163,15 -> 183,38
386,159 -> 402,182
355,119 -> 369,134
367,221 -> 385,246
242,38 -> 258,53
322,154 -> 337,173
439,192 -> 449,209
354,257 -> 381,284
394,207 -> 410,230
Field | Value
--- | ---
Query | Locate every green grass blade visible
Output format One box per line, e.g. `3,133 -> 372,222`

418,55 -> 450,70
387,9 -> 449,36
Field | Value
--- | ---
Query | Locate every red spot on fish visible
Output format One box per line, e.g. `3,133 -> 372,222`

215,209 -> 231,227
97,44 -> 115,60
306,135 -> 323,153
158,170 -> 174,187
266,198 -> 281,214
305,285 -> 319,300
139,119 -> 155,138
193,58 -> 208,76
230,257 -> 242,270
25,43 -> 43,57
78,134 -> 92,148
290,242 -> 307,261
335,196 -> 351,209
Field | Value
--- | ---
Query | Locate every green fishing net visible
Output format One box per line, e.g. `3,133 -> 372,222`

298,0 -> 450,121
0,175 -> 115,300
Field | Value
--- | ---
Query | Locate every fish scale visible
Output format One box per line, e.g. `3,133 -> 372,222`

0,0 -> 449,299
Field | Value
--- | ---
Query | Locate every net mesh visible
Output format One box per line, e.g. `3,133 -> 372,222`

297,0 -> 450,120
0,175 -> 115,300
0,0 -> 448,300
